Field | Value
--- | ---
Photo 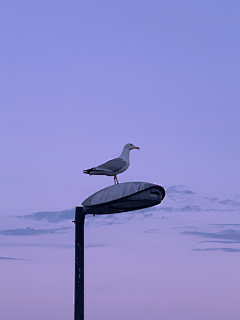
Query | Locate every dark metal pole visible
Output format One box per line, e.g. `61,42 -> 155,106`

74,207 -> 85,320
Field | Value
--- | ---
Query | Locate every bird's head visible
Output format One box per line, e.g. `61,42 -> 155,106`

125,143 -> 140,151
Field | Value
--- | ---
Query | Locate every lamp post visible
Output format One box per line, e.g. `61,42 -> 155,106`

74,207 -> 85,320
74,182 -> 165,320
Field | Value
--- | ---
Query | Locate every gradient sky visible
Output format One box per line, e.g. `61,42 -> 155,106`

1,1 -> 240,320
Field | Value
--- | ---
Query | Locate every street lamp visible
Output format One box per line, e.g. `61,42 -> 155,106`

74,182 -> 165,320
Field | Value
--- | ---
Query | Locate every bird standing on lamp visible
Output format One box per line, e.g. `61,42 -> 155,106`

83,143 -> 140,185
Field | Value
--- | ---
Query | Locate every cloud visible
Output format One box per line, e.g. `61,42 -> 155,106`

166,186 -> 195,195
0,227 -> 72,236
0,256 -> 26,260
142,228 -> 160,234
192,248 -> 240,253
210,224 -> 240,228
178,205 -> 201,212
85,243 -> 107,248
157,206 -> 176,212
173,226 -> 200,230
0,242 -> 73,248
17,209 -> 75,223
219,199 -> 240,206
14,186 -> 240,227
18,209 -> 138,225
161,216 -> 169,219
204,196 -> 219,202
181,229 -> 240,243
200,240 -> 240,244
143,213 -> 153,218
158,206 -> 238,213
163,186 -> 240,213
0,242 -> 106,249
158,205 -> 201,212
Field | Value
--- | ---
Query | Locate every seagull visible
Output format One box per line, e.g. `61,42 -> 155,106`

83,143 -> 140,184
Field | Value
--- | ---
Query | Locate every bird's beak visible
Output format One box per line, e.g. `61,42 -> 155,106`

134,146 -> 140,149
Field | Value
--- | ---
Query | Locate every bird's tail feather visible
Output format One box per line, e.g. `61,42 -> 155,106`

83,168 -> 93,174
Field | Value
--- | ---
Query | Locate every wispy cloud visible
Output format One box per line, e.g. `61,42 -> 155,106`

13,185 -> 240,229
0,242 -> 73,248
158,206 -> 237,213
200,240 -> 240,244
16,209 -> 75,223
161,215 -> 169,219
181,229 -> 240,243
210,224 -> 240,228
12,185 -> 240,232
0,256 -> 26,260
85,243 -> 107,248
192,248 -> 240,253
219,199 -> 240,206
163,185 -> 240,213
0,227 -> 72,236
167,186 -> 195,195
142,228 -> 161,234
0,242 -> 106,249
203,196 -> 219,202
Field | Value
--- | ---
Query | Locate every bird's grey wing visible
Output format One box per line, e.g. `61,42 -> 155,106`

97,158 -> 126,173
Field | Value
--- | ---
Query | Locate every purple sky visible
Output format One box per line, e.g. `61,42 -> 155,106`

1,1 -> 240,320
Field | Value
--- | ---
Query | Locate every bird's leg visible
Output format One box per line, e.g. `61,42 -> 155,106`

114,175 -> 119,185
